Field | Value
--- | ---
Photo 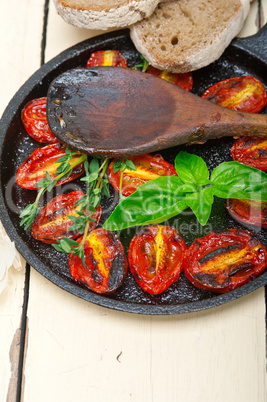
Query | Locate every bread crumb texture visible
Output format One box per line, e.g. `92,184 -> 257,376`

53,0 -> 160,29
130,0 -> 250,72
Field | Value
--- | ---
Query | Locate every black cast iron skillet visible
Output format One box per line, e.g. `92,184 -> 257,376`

0,27 -> 266,315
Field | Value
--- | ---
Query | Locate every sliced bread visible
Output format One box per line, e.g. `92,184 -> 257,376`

53,0 -> 164,30
130,0 -> 250,73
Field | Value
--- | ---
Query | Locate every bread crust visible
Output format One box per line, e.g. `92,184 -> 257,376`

53,0 -> 161,30
130,0 -> 250,73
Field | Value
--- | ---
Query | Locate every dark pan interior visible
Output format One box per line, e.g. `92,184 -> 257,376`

0,29 -> 266,314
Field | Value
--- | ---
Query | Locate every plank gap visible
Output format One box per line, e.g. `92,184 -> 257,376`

15,263 -> 30,402
41,0 -> 50,66
259,0 -> 262,27
16,1 -> 50,399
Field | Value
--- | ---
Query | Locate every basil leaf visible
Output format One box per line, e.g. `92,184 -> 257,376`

211,162 -> 267,201
178,183 -> 197,193
185,186 -> 214,226
103,176 -> 187,231
175,151 -> 210,186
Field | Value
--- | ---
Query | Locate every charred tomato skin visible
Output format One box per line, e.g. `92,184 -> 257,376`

16,143 -> 85,190
31,191 -> 102,244
184,229 -> 267,293
69,228 -> 128,294
21,97 -> 59,143
86,50 -> 128,67
128,225 -> 187,295
201,76 -> 267,113
225,198 -> 267,229
147,66 -> 193,92
231,136 -> 267,171
108,153 -> 177,196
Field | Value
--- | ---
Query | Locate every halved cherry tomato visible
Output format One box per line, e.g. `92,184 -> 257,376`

108,153 -> 177,196
147,66 -> 193,91
21,97 -> 59,143
201,76 -> 267,113
231,136 -> 267,171
184,229 -> 267,293
69,228 -> 127,294
86,50 -> 128,67
31,191 -> 102,244
16,143 -> 85,190
225,199 -> 267,229
128,225 -> 187,295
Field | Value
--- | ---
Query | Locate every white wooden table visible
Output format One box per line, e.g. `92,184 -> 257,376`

0,1 -> 266,401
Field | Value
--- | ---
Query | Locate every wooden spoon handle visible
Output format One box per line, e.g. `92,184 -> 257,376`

169,93 -> 267,146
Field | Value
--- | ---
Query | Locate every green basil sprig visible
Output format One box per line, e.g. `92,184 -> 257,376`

103,151 -> 267,230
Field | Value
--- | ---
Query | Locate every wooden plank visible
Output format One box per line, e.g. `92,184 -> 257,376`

0,1 -> 46,401
24,270 -> 266,402
21,1 -> 267,401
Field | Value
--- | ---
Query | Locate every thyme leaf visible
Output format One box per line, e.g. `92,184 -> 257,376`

132,55 -> 150,73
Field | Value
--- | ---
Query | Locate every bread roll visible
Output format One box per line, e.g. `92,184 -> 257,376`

53,0 -> 163,30
130,0 -> 250,73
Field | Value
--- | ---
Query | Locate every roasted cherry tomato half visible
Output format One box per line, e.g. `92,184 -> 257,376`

201,76 -> 267,113
86,50 -> 128,67
69,228 -> 128,294
225,199 -> 267,229
21,97 -> 59,143
147,66 -> 193,91
230,136 -> 267,171
108,153 -> 177,196
128,225 -> 187,295
16,143 -> 85,190
184,229 -> 267,293
31,191 -> 102,244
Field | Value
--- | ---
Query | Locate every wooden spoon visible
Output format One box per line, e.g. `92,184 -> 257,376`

47,67 -> 267,157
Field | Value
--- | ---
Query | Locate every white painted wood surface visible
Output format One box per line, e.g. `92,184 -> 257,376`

0,1 -> 44,401
0,1 -> 266,401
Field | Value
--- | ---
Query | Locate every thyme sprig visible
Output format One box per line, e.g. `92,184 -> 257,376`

52,157 -> 110,265
19,149 -> 87,230
132,55 -> 150,73
113,158 -> 136,199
